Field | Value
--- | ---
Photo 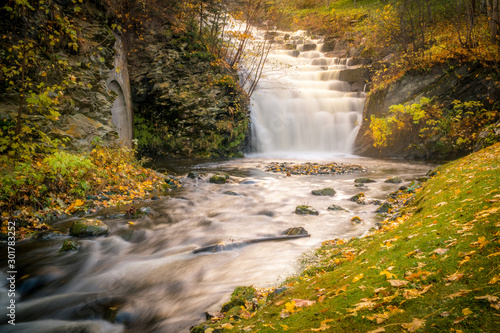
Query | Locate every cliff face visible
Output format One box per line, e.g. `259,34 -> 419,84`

128,30 -> 250,158
354,63 -> 500,160
0,1 -> 124,152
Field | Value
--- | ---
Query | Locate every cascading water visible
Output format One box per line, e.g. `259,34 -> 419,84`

249,31 -> 365,156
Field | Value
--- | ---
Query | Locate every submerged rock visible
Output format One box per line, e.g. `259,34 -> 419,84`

59,239 -> 80,252
283,227 -> 309,236
328,204 -> 347,211
187,171 -> 199,179
354,177 -> 376,184
69,218 -> 109,237
375,202 -> 392,214
295,205 -> 319,215
311,187 -> 336,196
350,193 -> 366,204
385,176 -> 403,184
210,173 -> 229,184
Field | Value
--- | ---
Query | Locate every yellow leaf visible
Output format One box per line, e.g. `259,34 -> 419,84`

401,318 -> 426,332
352,273 -> 364,283
462,308 -> 473,316
204,328 -> 214,333
285,301 -> 296,312
487,251 -> 500,257
311,319 -> 333,331
280,324 -> 289,331
444,271 -> 464,282
477,236 -> 489,249
489,275 -> 499,284
380,270 -> 397,279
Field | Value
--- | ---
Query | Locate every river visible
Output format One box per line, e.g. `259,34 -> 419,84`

1,31 -> 433,333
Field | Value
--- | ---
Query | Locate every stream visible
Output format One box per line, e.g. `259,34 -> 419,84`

1,31 -> 434,333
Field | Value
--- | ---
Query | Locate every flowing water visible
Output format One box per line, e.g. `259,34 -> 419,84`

1,31 -> 433,333
250,30 -> 364,155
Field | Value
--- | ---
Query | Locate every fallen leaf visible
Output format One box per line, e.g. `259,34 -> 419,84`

401,318 -> 426,332
454,316 -> 466,324
293,299 -> 316,308
489,275 -> 499,284
367,328 -> 386,333
310,319 -> 333,331
444,271 -> 464,282
462,308 -> 473,316
446,289 -> 472,299
280,324 -> 289,331
433,248 -> 448,255
380,270 -> 397,279
221,323 -> 234,329
352,274 -> 364,283
475,295 -> 499,302
487,251 -> 500,257
388,279 -> 409,287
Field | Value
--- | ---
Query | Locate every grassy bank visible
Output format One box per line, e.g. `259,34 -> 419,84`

192,143 -> 500,332
0,147 -> 178,239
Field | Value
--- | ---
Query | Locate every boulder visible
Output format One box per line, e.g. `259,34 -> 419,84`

375,202 -> 392,214
385,177 -> 403,184
350,192 -> 365,204
59,239 -> 80,252
354,177 -> 376,184
311,187 -> 336,196
328,204 -> 346,211
295,205 -> 319,215
210,173 -> 229,184
69,218 -> 109,237
187,171 -> 199,179
283,227 -> 309,236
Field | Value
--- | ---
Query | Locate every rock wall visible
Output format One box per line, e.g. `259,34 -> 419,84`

354,63 -> 500,160
128,30 -> 250,158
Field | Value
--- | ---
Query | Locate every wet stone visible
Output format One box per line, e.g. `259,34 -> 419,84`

375,202 -> 392,214
224,191 -> 239,196
328,204 -> 346,211
354,177 -> 376,184
210,173 -> 229,184
295,205 -> 319,215
350,193 -> 366,205
264,161 -> 367,176
69,218 -> 109,237
385,176 -> 403,184
187,171 -> 199,179
311,187 -> 336,196
283,227 -> 309,236
60,239 -> 80,252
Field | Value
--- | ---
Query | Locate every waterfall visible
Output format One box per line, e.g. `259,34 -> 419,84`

248,31 -> 365,157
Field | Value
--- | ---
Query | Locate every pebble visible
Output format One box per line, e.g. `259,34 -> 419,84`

264,162 -> 367,176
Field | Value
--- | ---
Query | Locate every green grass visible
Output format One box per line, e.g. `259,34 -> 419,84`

192,143 -> 500,332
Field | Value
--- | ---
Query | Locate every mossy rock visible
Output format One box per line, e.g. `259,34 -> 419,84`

283,227 -> 309,236
375,202 -> 392,214
69,218 -> 109,237
354,177 -> 376,184
59,239 -> 80,252
328,204 -> 346,211
221,286 -> 256,313
311,187 -> 336,196
221,298 -> 245,313
350,193 -> 365,204
210,173 -> 229,184
187,171 -> 199,179
385,176 -> 403,184
295,205 -> 319,215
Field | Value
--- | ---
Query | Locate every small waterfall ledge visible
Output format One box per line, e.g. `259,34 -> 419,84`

248,31 -> 368,157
